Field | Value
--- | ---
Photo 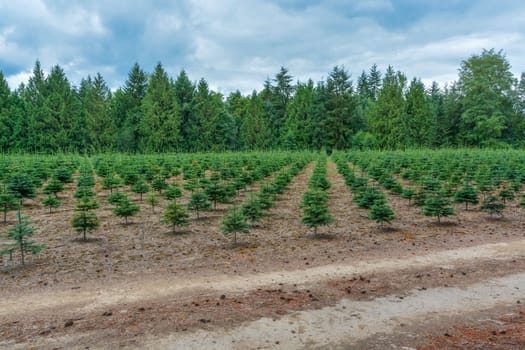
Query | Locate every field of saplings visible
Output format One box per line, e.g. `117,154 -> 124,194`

1,149 -> 525,289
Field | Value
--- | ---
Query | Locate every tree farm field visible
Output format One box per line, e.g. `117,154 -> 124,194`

1,149 -> 525,349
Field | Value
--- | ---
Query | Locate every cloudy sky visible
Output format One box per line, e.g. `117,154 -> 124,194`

0,0 -> 524,94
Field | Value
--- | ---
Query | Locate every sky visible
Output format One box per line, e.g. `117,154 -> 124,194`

0,0 -> 524,94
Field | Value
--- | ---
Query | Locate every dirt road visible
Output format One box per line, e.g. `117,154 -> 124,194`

2,238 -> 525,349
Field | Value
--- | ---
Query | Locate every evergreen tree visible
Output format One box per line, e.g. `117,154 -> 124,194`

113,198 -> 140,224
145,193 -> 160,213
423,193 -> 455,223
453,182 -> 479,210
162,200 -> 190,234
1,210 -> 45,266
240,196 -> 265,224
481,195 -> 505,217
188,191 -> 211,218
221,206 -> 250,244
131,178 -> 150,201
42,195 -> 61,213
71,197 -> 99,241
139,62 -> 182,152
369,202 -> 396,227
0,185 -> 18,223
43,177 -> 64,198
8,173 -> 36,203
458,49 -> 514,146
301,189 -> 334,235
324,66 -> 357,150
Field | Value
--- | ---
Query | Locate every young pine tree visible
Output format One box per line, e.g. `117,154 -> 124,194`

42,195 -> 61,213
187,191 -> 212,219
301,189 -> 334,236
481,195 -> 505,217
453,182 -> 479,210
146,193 -> 160,213
71,197 -> 100,241
113,198 -> 140,224
43,177 -> 64,198
0,186 -> 18,223
221,206 -> 250,245
162,200 -> 190,234
2,210 -> 45,266
131,178 -> 150,201
369,202 -> 396,228
423,192 -> 455,223
240,196 -> 265,224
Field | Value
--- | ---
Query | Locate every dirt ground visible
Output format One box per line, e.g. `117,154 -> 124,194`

1,160 -> 525,349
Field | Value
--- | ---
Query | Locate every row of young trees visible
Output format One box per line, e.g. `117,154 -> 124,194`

0,49 -> 524,153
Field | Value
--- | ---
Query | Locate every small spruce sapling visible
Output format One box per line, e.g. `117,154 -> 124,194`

481,195 -> 505,217
221,206 -> 250,245
188,191 -> 211,219
300,189 -> 334,236
369,202 -> 396,228
162,200 -> 190,234
2,210 -> 45,266
113,198 -> 140,224
71,197 -> 99,241
423,192 -> 455,223
453,182 -> 479,210
131,178 -> 150,201
42,195 -> 61,213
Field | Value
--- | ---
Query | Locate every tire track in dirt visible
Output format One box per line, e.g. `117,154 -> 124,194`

137,272 -> 525,350
1,238 -> 524,320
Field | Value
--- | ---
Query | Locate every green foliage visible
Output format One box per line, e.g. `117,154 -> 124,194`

71,212 -> 99,241
187,191 -> 211,218
44,177 -> 64,197
453,183 -> 479,210
401,188 -> 415,206
163,183 -> 183,200
221,206 -> 250,244
300,189 -> 334,235
113,198 -> 140,224
8,173 -> 36,200
131,178 -> 150,201
1,211 -> 45,266
481,195 -> 505,217
162,200 -> 190,233
423,193 -> 455,223
145,193 -> 160,212
369,202 -> 396,226
0,186 -> 18,223
42,195 -> 61,213
107,191 -> 128,206
240,196 -> 265,223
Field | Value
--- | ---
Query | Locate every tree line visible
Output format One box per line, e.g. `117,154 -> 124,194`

0,49 -> 524,153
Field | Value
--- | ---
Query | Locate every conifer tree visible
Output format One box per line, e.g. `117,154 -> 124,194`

131,178 -> 150,201
71,197 -> 99,241
423,192 -> 455,223
401,188 -> 415,206
44,177 -> 65,198
221,206 -> 250,244
162,200 -> 190,233
481,195 -> 505,217
240,196 -> 265,224
369,202 -> 396,227
113,197 -> 140,224
1,210 -> 45,266
0,185 -> 18,223
453,182 -> 479,210
301,189 -> 334,235
42,195 -> 61,213
146,193 -> 160,213
188,191 -> 211,219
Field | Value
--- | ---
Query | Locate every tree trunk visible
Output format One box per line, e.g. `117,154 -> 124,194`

20,244 -> 25,266
83,228 -> 87,241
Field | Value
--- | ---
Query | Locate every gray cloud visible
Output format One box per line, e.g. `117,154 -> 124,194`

0,0 -> 523,93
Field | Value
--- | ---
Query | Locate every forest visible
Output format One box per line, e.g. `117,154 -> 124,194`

0,48 -> 524,153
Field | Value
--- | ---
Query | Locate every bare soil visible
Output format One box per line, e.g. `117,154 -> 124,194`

1,161 -> 525,349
